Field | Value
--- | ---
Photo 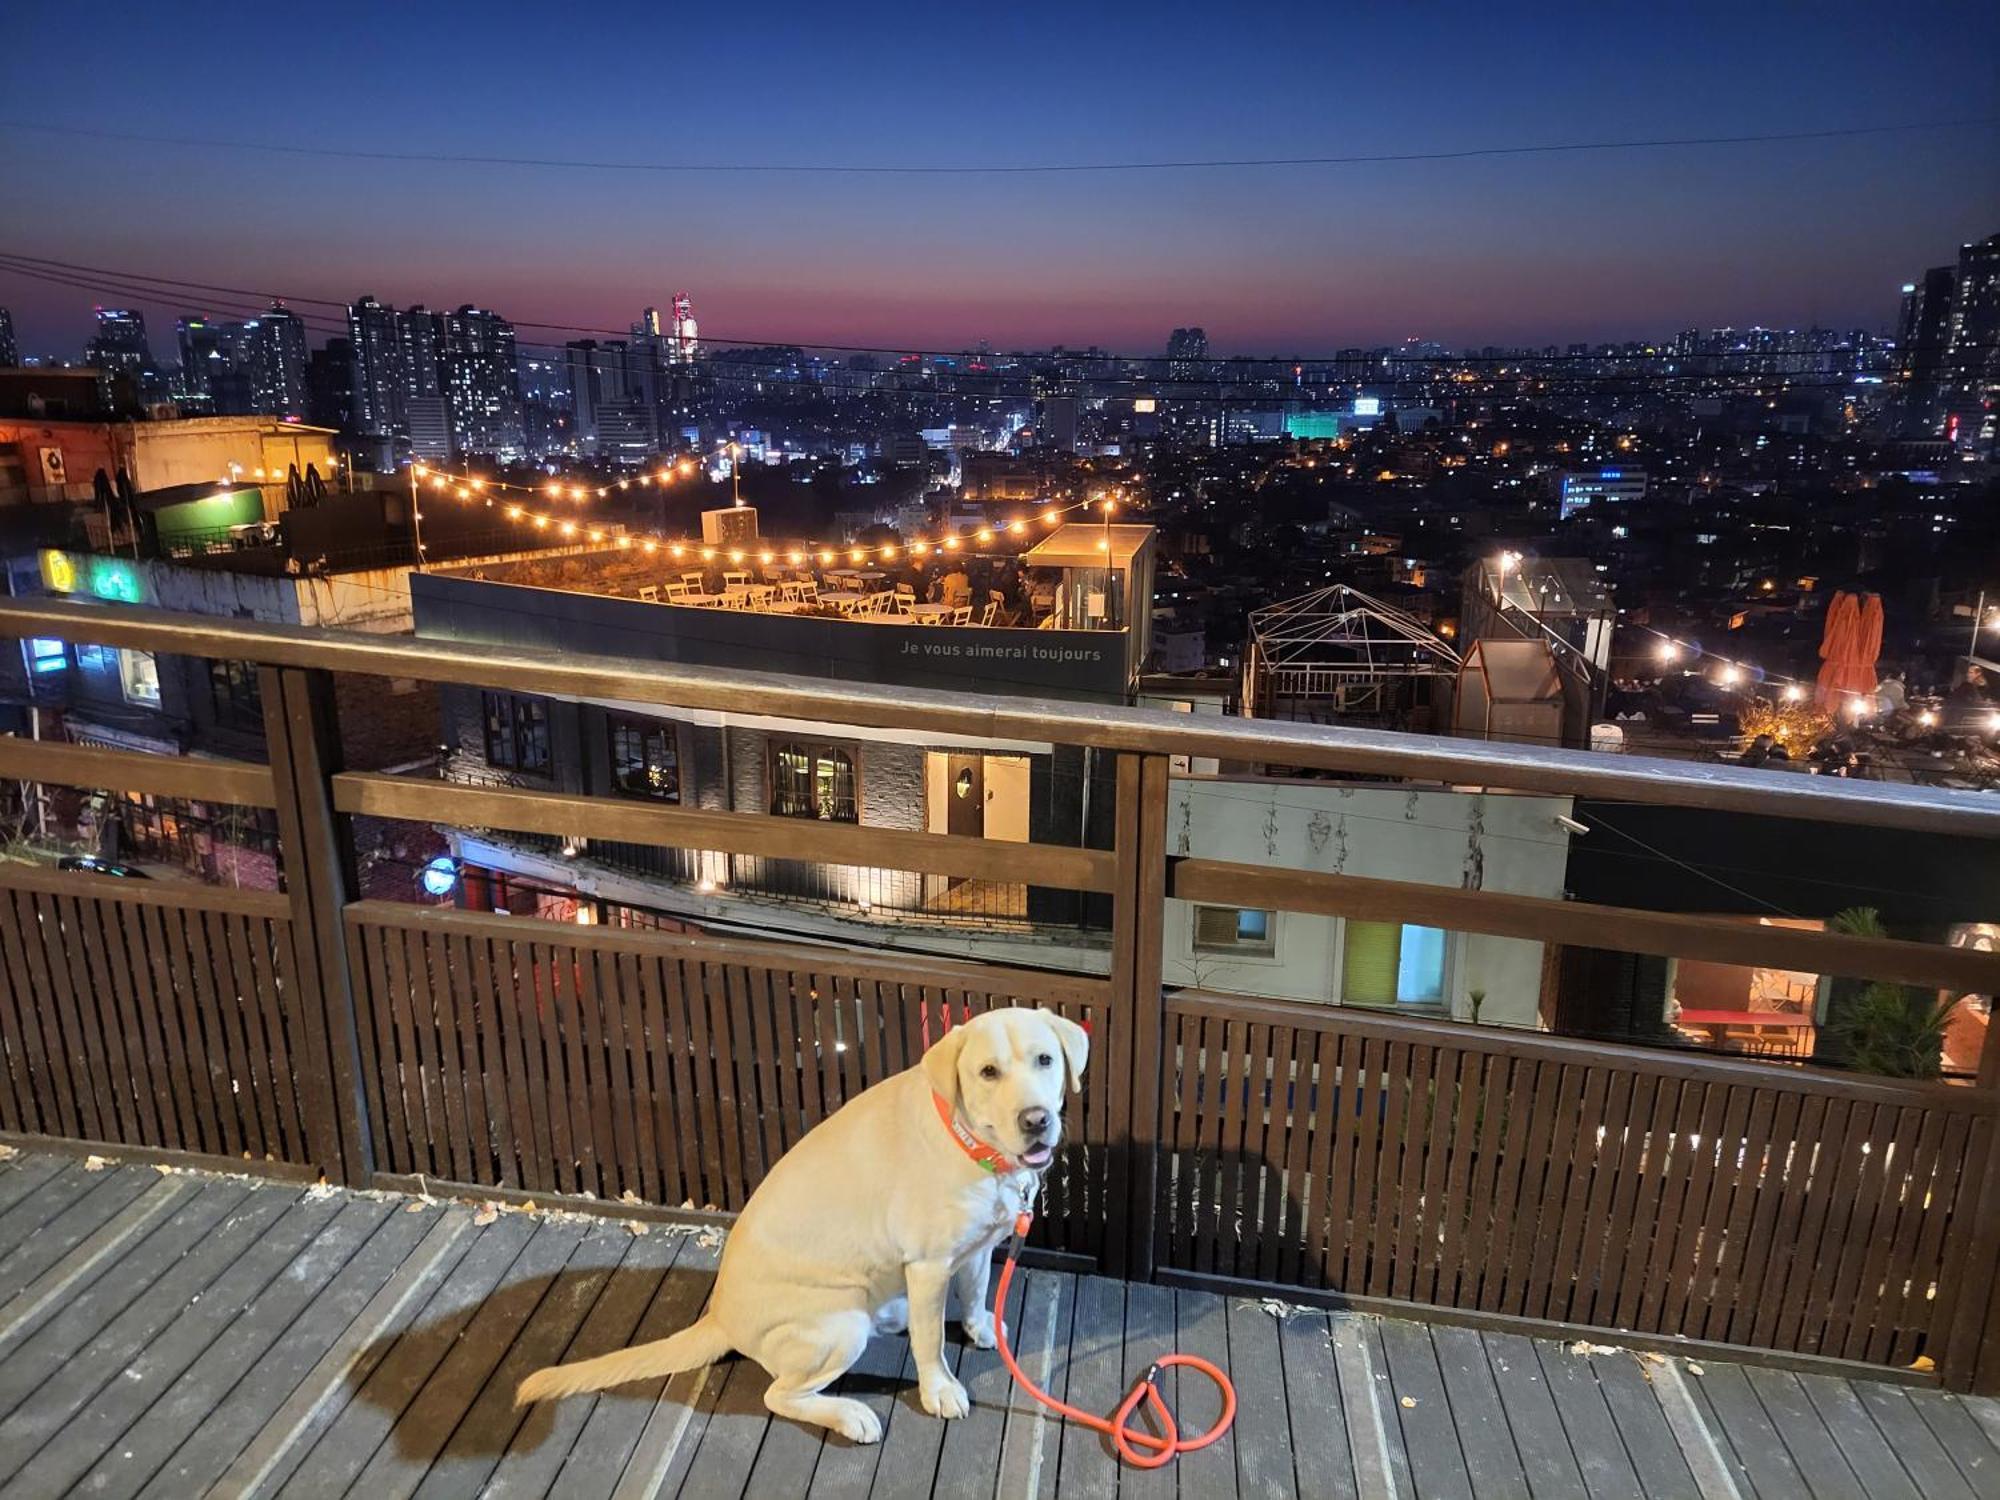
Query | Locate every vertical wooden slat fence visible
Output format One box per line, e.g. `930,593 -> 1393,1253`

1155,990 -> 1997,1374
0,867 -> 309,1168
339,900 -> 1116,1258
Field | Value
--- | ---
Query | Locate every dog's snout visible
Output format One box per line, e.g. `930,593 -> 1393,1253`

1019,1107 -> 1052,1138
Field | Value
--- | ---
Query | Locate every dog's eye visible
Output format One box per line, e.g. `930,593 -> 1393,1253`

979,1063 -> 1001,1081
1035,1052 -> 1054,1068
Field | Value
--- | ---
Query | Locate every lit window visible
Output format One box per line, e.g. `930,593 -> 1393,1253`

118,649 -> 160,707
1342,922 -> 1446,1007
26,638 -> 66,674
1192,905 -> 1276,956
609,715 -> 680,802
770,742 -> 856,822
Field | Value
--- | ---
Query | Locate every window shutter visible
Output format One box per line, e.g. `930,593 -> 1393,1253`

1194,906 -> 1242,949
1342,921 -> 1400,1005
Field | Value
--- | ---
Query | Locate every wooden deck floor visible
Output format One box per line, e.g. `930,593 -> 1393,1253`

2,1152 -> 1999,1499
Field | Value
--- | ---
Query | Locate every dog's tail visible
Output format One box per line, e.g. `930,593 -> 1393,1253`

515,1313 -> 731,1406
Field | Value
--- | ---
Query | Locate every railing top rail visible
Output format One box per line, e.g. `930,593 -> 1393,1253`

5,595 -> 1997,839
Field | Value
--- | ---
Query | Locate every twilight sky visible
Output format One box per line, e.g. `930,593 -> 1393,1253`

2,1 -> 1995,359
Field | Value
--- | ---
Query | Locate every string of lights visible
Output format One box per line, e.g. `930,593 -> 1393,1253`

408,458 -> 1132,564
1631,621 -> 1920,721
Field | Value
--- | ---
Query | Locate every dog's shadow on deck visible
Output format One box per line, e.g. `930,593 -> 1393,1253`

347,1255 -> 1055,1459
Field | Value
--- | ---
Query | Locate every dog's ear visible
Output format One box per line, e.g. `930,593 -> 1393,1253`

1042,1012 -> 1089,1094
921,1025 -> 968,1105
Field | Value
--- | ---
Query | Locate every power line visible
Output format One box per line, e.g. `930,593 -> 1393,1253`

1,248 -> 1956,372
1,115 -> 1992,176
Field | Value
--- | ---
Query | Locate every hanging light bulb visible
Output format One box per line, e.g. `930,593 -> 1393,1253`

1009,520 -> 1027,535
760,550 -> 775,565
788,550 -> 806,565
820,549 -> 836,565
912,541 -> 929,557
1042,508 -> 1058,524
881,543 -> 897,560
643,540 -> 658,553
701,546 -> 717,560
656,468 -> 671,484
670,543 -> 685,559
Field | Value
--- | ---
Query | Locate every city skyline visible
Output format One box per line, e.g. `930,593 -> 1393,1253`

2,3 -> 1996,356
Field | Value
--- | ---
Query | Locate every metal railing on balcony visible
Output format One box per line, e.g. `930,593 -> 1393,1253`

1,595 -> 1998,1393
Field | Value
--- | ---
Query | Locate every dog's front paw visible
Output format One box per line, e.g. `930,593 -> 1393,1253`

961,1310 -> 998,1349
828,1398 -> 883,1445
920,1371 -> 970,1419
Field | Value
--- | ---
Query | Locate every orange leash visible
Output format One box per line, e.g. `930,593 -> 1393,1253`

990,1212 -> 1236,1469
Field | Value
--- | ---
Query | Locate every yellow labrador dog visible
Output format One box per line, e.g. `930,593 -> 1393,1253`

517,1006 -> 1087,1443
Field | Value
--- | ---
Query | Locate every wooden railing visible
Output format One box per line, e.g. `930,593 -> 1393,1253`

1155,992 -> 1999,1385
3,597 -> 2000,1389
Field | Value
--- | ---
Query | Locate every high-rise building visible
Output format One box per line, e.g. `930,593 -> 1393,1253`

1942,233 -> 2000,451
399,306 -> 447,407
671,293 -> 698,363
443,305 -> 524,458
174,316 -> 236,411
246,304 -> 310,421
1167,326 -> 1209,378
307,337 -> 358,433
565,338 -> 658,462
88,308 -> 154,382
347,296 -> 407,442
0,306 -> 16,367
1896,267 -> 1956,434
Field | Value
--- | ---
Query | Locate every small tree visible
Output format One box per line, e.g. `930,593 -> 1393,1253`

1819,906 -> 1955,1079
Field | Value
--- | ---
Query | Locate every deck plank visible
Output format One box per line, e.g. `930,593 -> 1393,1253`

76,1197 -> 394,1500
1685,1361 -> 1814,1500
1280,1310 -> 1359,1500
1743,1367 -> 1875,1500
7,1189 -> 341,1500
1851,1381 -> 1978,1500
1795,1373 -> 1924,1500
217,1207 -> 478,1497
1429,1325 -> 1530,1500
1226,1300 -> 1299,1499
1378,1315 -> 1473,1500
1589,1351 -> 1703,1500
0,1159 -> 95,1255
1115,1279 -> 1176,1500
1052,1274 -> 1124,1499
866,1336 -> 965,1500
1340,1315 -> 1416,1500
0,1175 -> 191,1351
349,1218 -> 609,1500
1480,1332 -> 1588,1500
0,1179 -> 261,1435
1902,1388 -> 2000,1494
1172,1286 -> 1238,1499
502,1228 -> 693,1499
1527,1339 -> 1645,1500
991,1268 -> 1075,1500
276,1209 -> 541,1494
675,1351 -> 776,1500
139,1199 -> 442,1498
933,1323 -> 1013,1500
0,1163 -> 161,1296
0,1153 -> 67,1219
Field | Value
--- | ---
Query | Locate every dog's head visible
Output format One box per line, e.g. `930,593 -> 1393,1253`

921,1008 -> 1087,1170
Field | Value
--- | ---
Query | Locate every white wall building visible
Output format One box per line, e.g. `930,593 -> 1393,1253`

1160,778 -> 1573,1027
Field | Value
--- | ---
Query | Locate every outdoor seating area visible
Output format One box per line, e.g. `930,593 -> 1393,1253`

604,561 -> 1011,624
